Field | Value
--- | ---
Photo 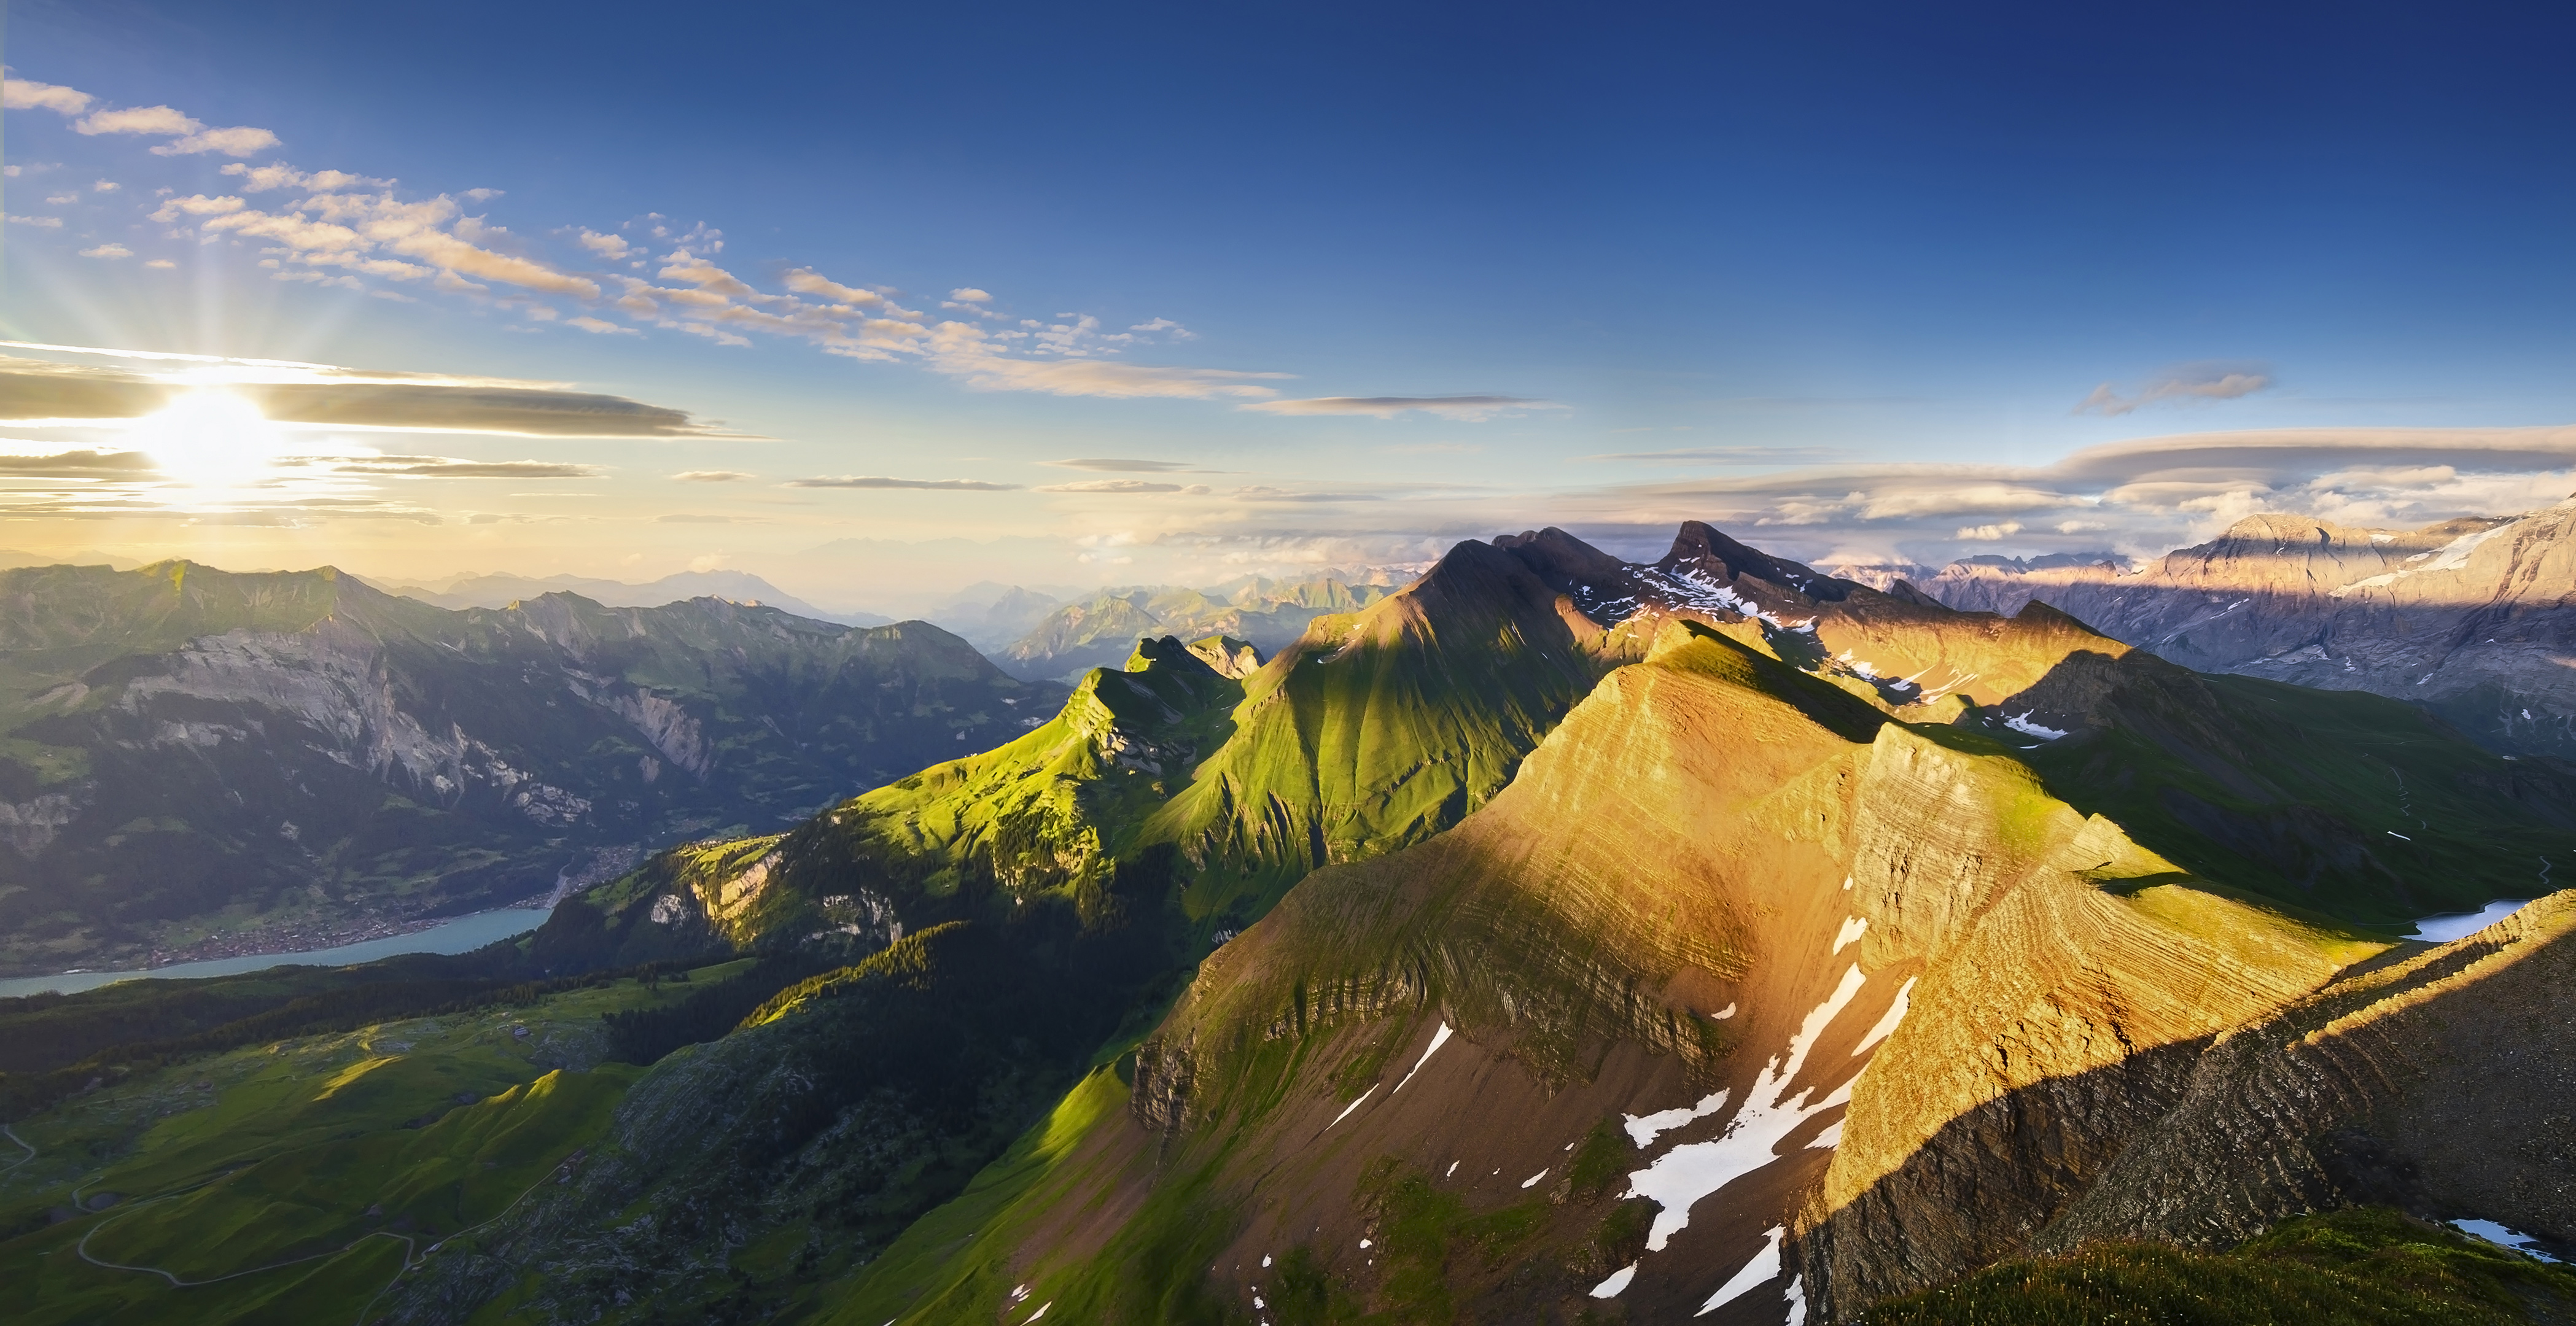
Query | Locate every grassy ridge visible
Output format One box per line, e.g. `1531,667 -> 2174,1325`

2021,669 -> 2576,925
0,960 -> 742,1325
1864,1208 -> 2576,1325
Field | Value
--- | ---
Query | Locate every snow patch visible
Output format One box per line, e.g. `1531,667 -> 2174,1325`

1695,1225 -> 1791,1317
2333,521 -> 2517,597
1323,1086 -> 1375,1131
1022,1303 -> 1052,1324
2453,1218 -> 2563,1263
1832,915 -> 1868,953
1708,1002 -> 1737,1020
2001,711 -> 2068,740
1628,964 -> 1869,1251
1624,1088 -> 1732,1148
1589,1263 -> 1638,1298
1390,1022 -> 1453,1094
1851,976 -> 1917,1057
1520,1168 -> 1550,1189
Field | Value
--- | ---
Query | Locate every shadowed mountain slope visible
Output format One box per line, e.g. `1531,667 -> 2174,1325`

0,561 -> 1054,975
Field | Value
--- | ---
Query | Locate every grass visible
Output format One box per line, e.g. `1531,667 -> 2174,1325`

0,960 -> 742,1325
1864,1208 -> 2576,1325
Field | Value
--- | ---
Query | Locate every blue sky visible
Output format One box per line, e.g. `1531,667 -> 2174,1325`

3,0 -> 2574,610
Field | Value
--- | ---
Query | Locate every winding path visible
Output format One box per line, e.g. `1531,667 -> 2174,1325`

2,1123 -> 34,1174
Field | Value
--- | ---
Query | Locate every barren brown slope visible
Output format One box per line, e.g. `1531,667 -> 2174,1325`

827,619 -> 2393,1326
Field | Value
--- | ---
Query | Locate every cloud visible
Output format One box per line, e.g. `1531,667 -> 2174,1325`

300,454 -> 604,478
1568,424 -> 2576,565
461,188 -> 503,203
1043,457 -> 1195,472
78,244 -> 133,260
672,470 -> 755,482
784,475 -> 1020,491
154,126 -> 281,157
577,229 -> 632,260
1129,317 -> 1196,340
1242,394 -> 1563,421
1037,479 -> 1187,494
2,78 -> 94,115
2076,362 -> 2274,416
4,214 -> 63,228
656,513 -> 754,523
144,258 -> 176,269
948,288 -> 992,303
76,105 -> 200,136
780,268 -> 882,306
1585,445 -> 1853,464
0,347 -> 739,438
157,182 -> 599,299
0,449 -> 158,476
92,179 -> 119,192
565,316 -> 636,335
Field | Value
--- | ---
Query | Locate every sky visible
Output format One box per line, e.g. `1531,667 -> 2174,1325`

3,0 -> 2575,613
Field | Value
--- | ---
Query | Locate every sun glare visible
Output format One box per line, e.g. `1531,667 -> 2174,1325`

131,390 -> 285,493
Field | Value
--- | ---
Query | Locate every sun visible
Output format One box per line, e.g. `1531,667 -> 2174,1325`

130,390 -> 285,493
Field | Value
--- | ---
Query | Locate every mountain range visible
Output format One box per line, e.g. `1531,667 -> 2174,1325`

4,519 -> 2572,1325
0,562 -> 1057,977
1886,502 -> 2576,761
367,569 -> 892,627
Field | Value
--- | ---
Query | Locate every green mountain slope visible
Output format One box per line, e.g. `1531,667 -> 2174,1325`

0,561 -> 1058,976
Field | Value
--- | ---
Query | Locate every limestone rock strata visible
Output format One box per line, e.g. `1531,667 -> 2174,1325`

1798,726 -> 2386,1317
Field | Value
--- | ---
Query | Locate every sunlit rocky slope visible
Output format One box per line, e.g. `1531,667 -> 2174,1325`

1915,501 -> 2576,759
0,561 -> 1053,975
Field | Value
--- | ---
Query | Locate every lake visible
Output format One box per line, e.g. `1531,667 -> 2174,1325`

0,907 -> 554,1000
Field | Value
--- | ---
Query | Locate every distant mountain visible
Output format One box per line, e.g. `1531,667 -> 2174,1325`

1909,505 -> 2576,756
914,580 -> 1065,651
371,568 -> 891,626
0,562 -> 1058,975
996,573 -> 1402,681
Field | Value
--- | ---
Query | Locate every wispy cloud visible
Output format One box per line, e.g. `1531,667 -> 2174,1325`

1565,425 -> 2576,562
1042,457 -> 1194,472
672,470 -> 755,482
2075,362 -> 2274,416
1,79 -> 93,115
1035,479 -> 1195,494
1584,444 -> 1853,463
1242,395 -> 1563,421
784,475 -> 1020,491
0,347 -> 737,438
